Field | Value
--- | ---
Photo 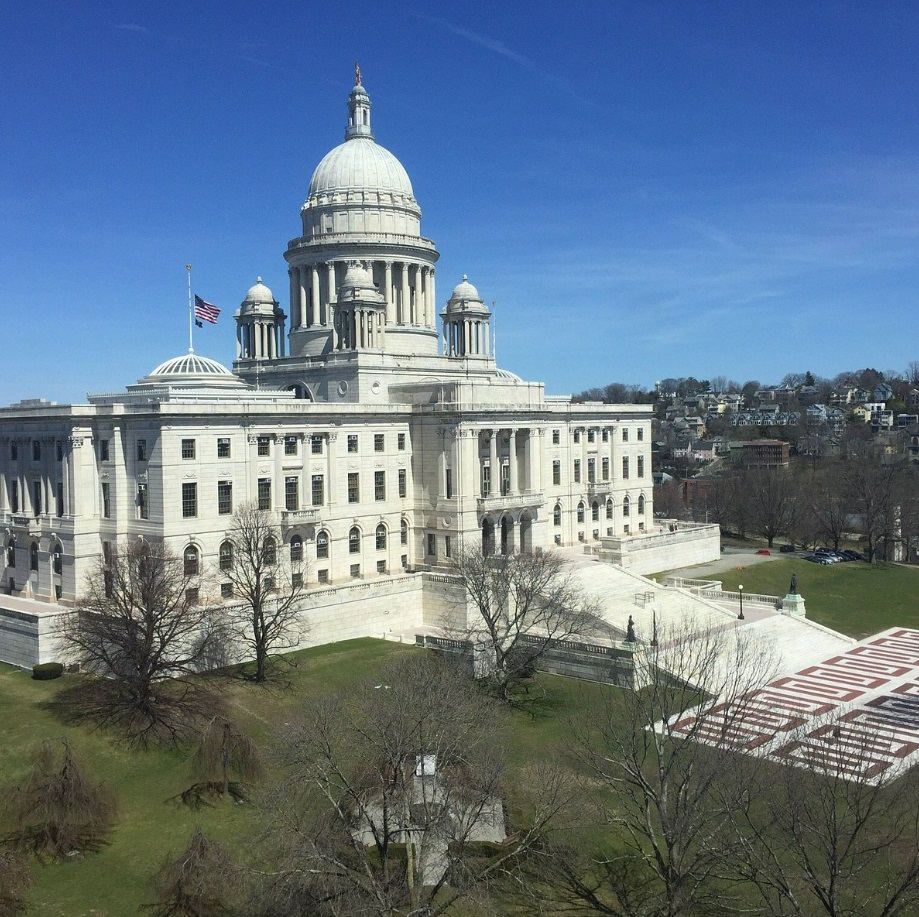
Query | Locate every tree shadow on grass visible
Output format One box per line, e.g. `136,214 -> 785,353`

38,676 -> 223,750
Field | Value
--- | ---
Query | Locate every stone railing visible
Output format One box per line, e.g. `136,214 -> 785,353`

477,491 -> 544,513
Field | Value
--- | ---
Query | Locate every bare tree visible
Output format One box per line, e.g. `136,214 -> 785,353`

842,451 -> 904,562
804,468 -> 849,550
1,739 -> 117,861
732,724 -> 919,917
222,505 -> 308,683
745,467 -> 797,548
59,539 -> 219,746
147,826 -> 240,917
548,622 -> 777,916
250,653 -> 567,917
448,546 -> 603,701
177,717 -> 263,807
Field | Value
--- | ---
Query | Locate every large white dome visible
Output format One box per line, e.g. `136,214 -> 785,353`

308,138 -> 414,199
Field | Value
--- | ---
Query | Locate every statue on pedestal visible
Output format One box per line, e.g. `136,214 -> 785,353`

626,615 -> 636,643
789,573 -> 798,595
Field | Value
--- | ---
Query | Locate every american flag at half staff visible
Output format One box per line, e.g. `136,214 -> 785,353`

194,294 -> 221,326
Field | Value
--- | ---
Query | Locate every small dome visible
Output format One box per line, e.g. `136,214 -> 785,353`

446,275 -> 489,314
451,275 -> 480,302
140,353 -> 240,384
244,277 -> 275,303
341,262 -> 375,291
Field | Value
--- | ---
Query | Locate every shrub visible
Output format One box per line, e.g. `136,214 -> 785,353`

32,663 -> 64,681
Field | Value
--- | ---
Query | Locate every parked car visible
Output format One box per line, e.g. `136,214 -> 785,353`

756,549 -> 771,556
804,554 -> 832,564
779,544 -> 795,553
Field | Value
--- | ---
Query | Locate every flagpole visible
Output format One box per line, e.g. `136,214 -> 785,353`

186,263 -> 194,353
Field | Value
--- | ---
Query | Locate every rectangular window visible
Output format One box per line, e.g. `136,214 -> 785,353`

137,482 -> 148,519
56,482 -> 64,517
398,469 -> 407,497
317,569 -> 329,584
500,463 -> 510,496
637,455 -> 645,477
218,480 -> 233,515
181,438 -> 195,459
573,430 -> 581,444
284,436 -> 298,456
217,437 -> 231,458
10,443 -> 17,461
257,436 -> 271,457
622,428 -> 629,442
376,559 -> 386,574
311,435 -> 323,455
602,457 -> 610,480
99,482 -> 109,518
374,433 -> 384,452
185,587 -> 199,606
401,554 -> 408,568
398,432 -> 406,451
257,478 -> 271,511
401,524 -> 408,546
285,476 -> 299,511
552,429 -> 560,445
182,482 -> 197,518
637,427 -> 644,441
445,468 -> 452,499
602,429 -> 609,443
33,481 -> 43,516
587,457 -> 596,483
136,439 -> 147,462
348,472 -> 359,504
375,470 -> 385,501
427,533 -> 436,556
347,434 -> 358,453
444,535 -> 452,558
573,459 -> 581,483
56,441 -> 63,462
10,480 -> 19,514
100,439 -> 110,461
32,440 -> 41,462
311,474 -> 324,506
221,583 -> 233,599
292,572 -> 303,589
588,429 -> 595,443
552,460 -> 561,485
350,563 -> 361,579
622,457 -> 629,479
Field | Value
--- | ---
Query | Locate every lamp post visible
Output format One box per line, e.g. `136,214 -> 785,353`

738,584 -> 745,620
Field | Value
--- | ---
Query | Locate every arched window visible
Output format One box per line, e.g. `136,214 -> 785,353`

349,526 -> 361,554
289,535 -> 303,563
623,496 -> 631,517
577,501 -> 585,524
553,503 -> 562,526
29,542 -> 39,572
219,540 -> 233,571
591,501 -> 600,522
6,539 -> 15,568
400,519 -> 408,546
606,498 -> 613,520
638,495 -> 646,514
264,537 -> 277,566
316,530 -> 330,559
52,542 -> 63,575
183,544 -> 199,576
375,523 -> 387,550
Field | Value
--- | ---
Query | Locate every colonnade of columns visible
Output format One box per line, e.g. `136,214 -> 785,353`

288,260 -> 436,330
237,320 -> 286,360
443,317 -> 490,357
335,308 -> 385,350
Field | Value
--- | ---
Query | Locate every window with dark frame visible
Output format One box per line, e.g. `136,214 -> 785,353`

374,433 -> 384,452
375,471 -> 385,501
347,434 -> 358,453
138,483 -> 149,519
398,468 -> 406,498
100,439 -> 110,461
136,439 -> 148,462
285,476 -> 299,511
375,523 -> 386,550
284,436 -> 298,456
348,472 -> 359,503
311,435 -> 323,454
257,478 -> 271,511
182,482 -> 197,518
218,480 -> 232,515
217,437 -> 231,458
181,439 -> 195,460
349,527 -> 361,554
316,530 -> 329,559
397,432 -> 406,450
101,482 -> 110,518
219,541 -> 233,570
312,474 -> 324,506
257,436 -> 271,457
184,545 -> 199,576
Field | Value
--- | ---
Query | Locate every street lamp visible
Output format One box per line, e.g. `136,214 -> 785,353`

738,584 -> 745,620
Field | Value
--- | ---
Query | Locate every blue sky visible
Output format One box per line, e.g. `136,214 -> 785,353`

3,1 -> 919,404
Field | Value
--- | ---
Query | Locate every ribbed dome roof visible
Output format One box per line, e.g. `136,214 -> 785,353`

308,138 -> 414,198
446,275 -> 489,314
138,352 -> 244,387
244,277 -> 275,303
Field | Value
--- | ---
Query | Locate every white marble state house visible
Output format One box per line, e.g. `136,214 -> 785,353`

0,71 -> 662,667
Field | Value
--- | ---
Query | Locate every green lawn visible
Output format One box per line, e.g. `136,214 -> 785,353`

715,557 -> 919,639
